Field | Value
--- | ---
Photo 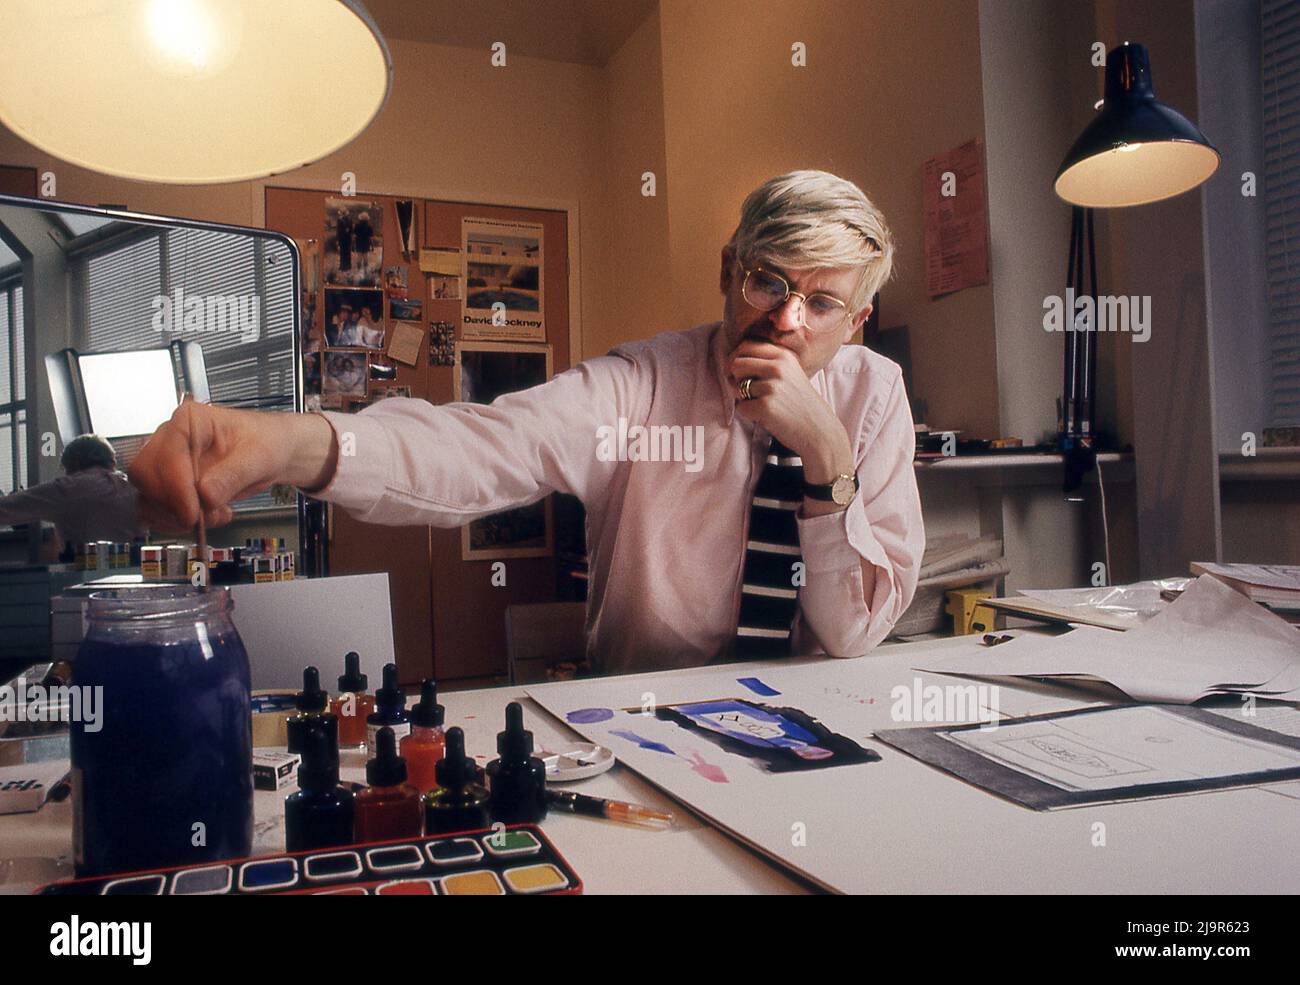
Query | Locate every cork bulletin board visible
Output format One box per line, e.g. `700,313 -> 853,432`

265,186 -> 571,683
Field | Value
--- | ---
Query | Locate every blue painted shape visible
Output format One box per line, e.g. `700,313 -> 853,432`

672,699 -> 819,749
610,729 -> 675,755
737,677 -> 781,697
566,707 -> 614,724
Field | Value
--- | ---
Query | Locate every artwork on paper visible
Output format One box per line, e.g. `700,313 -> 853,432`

524,660 -> 910,894
461,217 -> 543,341
650,699 -> 879,773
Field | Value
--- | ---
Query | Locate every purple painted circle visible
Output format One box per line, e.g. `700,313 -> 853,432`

566,707 -> 614,724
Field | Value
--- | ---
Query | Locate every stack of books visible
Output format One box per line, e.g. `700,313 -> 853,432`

1190,562 -> 1300,624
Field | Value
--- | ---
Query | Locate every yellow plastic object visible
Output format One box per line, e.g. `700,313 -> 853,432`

945,587 -> 998,636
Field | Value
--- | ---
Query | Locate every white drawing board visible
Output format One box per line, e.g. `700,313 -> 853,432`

525,657 -> 996,893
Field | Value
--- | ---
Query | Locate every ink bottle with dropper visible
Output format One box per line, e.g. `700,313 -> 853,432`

286,666 -> 337,758
331,651 -> 373,748
285,722 -> 354,852
365,662 -> 410,756
353,727 -> 423,843
424,727 -> 490,835
486,702 -> 548,823
400,678 -> 445,793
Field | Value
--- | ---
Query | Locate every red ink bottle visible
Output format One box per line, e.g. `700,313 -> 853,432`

353,726 -> 422,843
401,679 -> 445,794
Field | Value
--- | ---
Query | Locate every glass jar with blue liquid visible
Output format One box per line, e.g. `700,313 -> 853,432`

71,587 -> 253,877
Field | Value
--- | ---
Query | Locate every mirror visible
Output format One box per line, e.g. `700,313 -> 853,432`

0,193 -> 304,567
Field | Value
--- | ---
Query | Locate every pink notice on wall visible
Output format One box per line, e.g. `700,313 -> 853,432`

923,138 -> 990,299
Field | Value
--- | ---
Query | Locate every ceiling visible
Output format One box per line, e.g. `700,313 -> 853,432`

362,0 -> 659,67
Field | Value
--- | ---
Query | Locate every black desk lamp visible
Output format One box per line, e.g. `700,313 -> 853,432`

1053,42 -> 1220,494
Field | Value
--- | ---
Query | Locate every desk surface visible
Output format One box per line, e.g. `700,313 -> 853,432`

3,634 -> 1298,894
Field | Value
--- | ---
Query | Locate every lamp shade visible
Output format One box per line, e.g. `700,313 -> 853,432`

1055,43 -> 1219,207
0,0 -> 392,185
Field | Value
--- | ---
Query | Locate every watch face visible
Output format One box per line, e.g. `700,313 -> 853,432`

831,475 -> 856,505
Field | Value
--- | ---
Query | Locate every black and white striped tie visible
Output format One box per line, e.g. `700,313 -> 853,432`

734,437 -> 803,659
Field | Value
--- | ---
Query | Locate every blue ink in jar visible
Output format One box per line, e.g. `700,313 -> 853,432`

71,587 -> 253,877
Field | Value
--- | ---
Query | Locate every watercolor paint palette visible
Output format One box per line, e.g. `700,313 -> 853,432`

36,824 -> 581,896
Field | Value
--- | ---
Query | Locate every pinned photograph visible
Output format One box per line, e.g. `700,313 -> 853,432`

429,321 -> 455,367
322,350 -> 367,401
324,196 -> 383,287
300,289 -> 322,354
389,296 -> 423,322
383,265 -> 409,298
302,351 -> 321,394
324,287 -> 385,349
462,218 -> 543,340
421,247 -> 462,300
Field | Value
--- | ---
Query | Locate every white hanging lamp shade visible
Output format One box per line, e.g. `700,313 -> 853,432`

0,0 -> 392,184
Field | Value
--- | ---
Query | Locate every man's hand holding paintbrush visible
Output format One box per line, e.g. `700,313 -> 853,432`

129,401 -> 339,532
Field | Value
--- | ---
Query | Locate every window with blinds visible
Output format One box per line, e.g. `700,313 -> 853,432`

0,281 -> 26,495
1263,0 -> 1300,426
72,226 -> 296,511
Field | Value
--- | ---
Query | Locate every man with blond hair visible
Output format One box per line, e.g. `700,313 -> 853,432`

130,171 -> 924,673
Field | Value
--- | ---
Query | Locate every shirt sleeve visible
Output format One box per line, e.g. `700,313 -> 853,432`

0,480 -> 67,529
793,369 -> 925,657
310,351 -> 643,528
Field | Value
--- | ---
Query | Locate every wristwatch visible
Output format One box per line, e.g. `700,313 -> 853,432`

802,472 -> 858,506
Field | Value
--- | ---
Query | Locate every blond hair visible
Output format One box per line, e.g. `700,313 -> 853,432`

726,170 -> 894,310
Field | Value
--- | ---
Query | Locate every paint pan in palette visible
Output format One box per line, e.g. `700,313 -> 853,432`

35,824 -> 581,896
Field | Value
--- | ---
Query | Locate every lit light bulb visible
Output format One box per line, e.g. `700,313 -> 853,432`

141,0 -> 242,78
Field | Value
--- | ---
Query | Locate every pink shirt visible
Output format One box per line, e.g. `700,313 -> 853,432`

318,322 -> 924,673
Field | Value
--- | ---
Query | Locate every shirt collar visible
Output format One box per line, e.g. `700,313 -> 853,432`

709,322 -> 738,426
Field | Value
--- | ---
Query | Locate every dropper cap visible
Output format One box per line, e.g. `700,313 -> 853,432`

338,651 -> 368,692
411,679 -> 445,728
296,666 -> 327,712
496,701 -> 534,759
435,727 -> 477,788
366,727 -> 408,787
297,723 -> 340,791
374,663 -> 405,716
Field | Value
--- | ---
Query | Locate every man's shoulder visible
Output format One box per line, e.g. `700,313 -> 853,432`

607,323 -> 716,365
58,468 -> 133,493
826,343 -> 904,390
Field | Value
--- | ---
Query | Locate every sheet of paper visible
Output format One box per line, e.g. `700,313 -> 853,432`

920,576 -> 1300,703
418,247 -> 461,275
1193,562 -> 1300,592
922,139 -> 989,299
1202,703 -> 1300,738
386,320 -> 423,366
526,658 -> 1000,894
942,706 -> 1300,793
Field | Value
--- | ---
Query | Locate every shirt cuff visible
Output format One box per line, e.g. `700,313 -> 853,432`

796,493 -> 892,575
308,410 -> 395,516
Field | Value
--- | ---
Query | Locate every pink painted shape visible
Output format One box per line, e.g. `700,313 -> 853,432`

685,750 -> 729,784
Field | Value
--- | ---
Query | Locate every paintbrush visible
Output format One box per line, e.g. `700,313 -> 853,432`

187,397 -> 207,590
